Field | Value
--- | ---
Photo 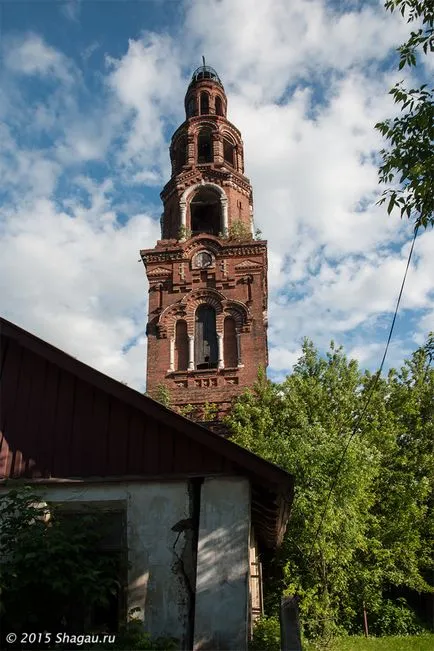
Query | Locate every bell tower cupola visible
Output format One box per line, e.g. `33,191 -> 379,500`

184,63 -> 227,120
140,61 -> 268,419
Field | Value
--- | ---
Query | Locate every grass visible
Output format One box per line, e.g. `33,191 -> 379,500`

304,634 -> 434,651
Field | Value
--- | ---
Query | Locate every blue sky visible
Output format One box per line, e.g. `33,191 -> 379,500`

1,0 -> 433,390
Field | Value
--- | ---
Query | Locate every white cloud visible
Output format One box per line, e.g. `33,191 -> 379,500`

106,34 -> 184,172
0,125 -> 61,201
235,70 -> 404,259
61,0 -> 81,23
347,337 -> 413,372
1,1 -> 432,396
269,346 -> 301,373
4,33 -> 76,84
0,188 -> 160,389
348,342 -> 384,366
81,41 -> 100,63
418,311 -> 434,334
184,0 -> 409,101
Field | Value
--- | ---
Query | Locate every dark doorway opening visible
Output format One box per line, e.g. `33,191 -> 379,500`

175,136 -> 187,171
224,317 -> 238,368
200,92 -> 209,115
175,320 -> 189,371
187,97 -> 196,117
197,129 -> 213,163
215,96 -> 223,116
190,188 -> 221,235
223,138 -> 235,167
195,305 -> 218,369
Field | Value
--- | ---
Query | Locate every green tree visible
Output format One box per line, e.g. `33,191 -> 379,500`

344,348 -> 434,635
226,339 -> 434,641
228,343 -> 377,639
376,0 -> 434,229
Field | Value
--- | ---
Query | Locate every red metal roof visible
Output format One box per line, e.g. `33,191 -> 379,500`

0,317 -> 293,547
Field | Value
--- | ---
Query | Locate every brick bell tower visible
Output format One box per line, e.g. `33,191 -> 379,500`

140,62 -> 268,417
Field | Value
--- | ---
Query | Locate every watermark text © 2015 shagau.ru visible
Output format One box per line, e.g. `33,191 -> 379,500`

5,632 -> 116,646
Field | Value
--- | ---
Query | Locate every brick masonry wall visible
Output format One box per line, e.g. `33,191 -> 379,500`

161,169 -> 253,239
142,236 -> 268,413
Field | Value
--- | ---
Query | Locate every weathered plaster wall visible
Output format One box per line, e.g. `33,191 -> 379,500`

31,482 -> 193,647
3,477 -> 253,649
193,477 -> 251,651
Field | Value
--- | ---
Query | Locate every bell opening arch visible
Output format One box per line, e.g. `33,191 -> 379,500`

179,182 -> 228,240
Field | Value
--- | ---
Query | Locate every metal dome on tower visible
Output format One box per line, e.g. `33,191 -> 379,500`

188,56 -> 224,88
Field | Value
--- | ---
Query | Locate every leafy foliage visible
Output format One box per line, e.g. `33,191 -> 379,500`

226,339 -> 434,641
100,620 -> 178,650
177,224 -> 192,241
385,1 -> 433,65
0,487 -> 119,636
201,401 -> 219,420
376,0 -> 434,228
178,402 -> 195,418
250,615 -> 281,651
225,219 -> 253,241
177,401 -> 218,421
154,383 -> 171,407
304,633 -> 434,651
369,599 -> 423,636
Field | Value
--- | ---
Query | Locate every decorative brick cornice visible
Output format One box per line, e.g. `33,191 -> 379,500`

186,115 -> 242,138
221,242 -> 267,257
161,160 -> 251,201
146,266 -> 172,278
142,250 -> 184,264
234,259 -> 263,272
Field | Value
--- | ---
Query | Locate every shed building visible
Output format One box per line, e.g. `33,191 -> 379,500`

0,317 -> 294,650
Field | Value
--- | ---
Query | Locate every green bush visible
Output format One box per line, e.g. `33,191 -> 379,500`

83,623 -> 178,650
107,620 -> 178,650
369,599 -> 424,637
250,616 -> 281,651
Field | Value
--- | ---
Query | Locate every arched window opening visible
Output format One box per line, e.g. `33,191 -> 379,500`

175,136 -> 187,170
195,305 -> 218,369
187,97 -> 196,117
215,96 -> 223,116
175,320 -> 188,371
197,129 -> 213,164
224,317 -> 238,368
223,138 -> 235,167
200,92 -> 209,115
190,187 -> 221,235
